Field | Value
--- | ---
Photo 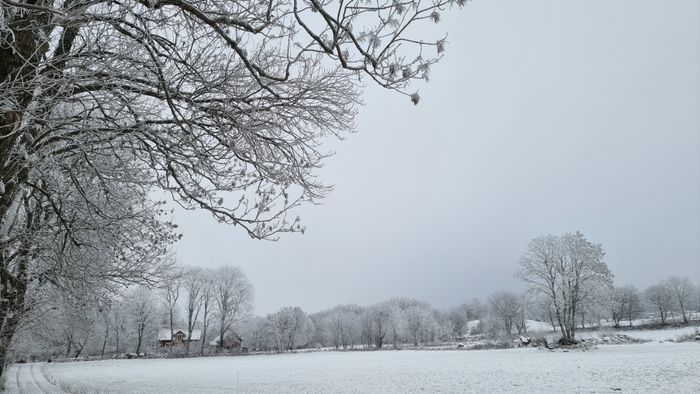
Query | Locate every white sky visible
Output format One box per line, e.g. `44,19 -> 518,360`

172,0 -> 700,314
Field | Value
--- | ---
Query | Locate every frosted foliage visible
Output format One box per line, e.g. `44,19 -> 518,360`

517,232 -> 614,340
0,0 -> 466,239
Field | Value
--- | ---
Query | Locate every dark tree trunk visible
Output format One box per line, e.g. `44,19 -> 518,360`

218,318 -> 225,351
136,324 -> 144,354
101,324 -> 109,358
65,337 -> 72,357
200,302 -> 209,356
680,304 -> 687,323
74,343 -> 84,358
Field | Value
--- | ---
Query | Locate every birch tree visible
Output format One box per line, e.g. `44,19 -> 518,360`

213,266 -> 253,350
517,232 -> 613,342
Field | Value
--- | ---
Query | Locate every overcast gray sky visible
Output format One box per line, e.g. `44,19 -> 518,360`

172,0 -> 700,314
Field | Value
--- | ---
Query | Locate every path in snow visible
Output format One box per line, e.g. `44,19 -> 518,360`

3,363 -> 63,394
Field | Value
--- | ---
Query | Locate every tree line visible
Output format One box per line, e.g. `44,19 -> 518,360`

10,266 -> 254,360
12,256 -> 697,358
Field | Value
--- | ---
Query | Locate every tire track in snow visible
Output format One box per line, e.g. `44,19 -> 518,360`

4,363 -> 63,393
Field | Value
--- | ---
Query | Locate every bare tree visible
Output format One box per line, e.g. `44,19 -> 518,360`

624,286 -> 642,326
385,300 -> 408,349
644,282 -> 674,325
579,284 -> 612,329
487,291 -> 525,337
213,266 -> 254,350
531,295 -> 558,332
667,276 -> 695,323
59,297 -> 96,358
404,302 -> 434,345
517,232 -> 613,342
368,302 -> 397,349
0,1 -> 465,255
266,307 -> 312,352
161,269 -> 183,345
0,156 -> 177,373
458,298 -> 486,324
240,316 -> 273,352
324,307 -> 348,350
182,267 -> 204,355
611,287 -> 627,328
446,308 -> 467,338
199,270 -> 215,356
319,304 -> 362,350
611,285 -> 641,328
125,287 -> 158,354
97,301 -> 113,358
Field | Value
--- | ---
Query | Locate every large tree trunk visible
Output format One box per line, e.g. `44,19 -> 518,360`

0,233 -> 31,379
0,6 -> 77,379
554,309 -> 567,339
65,336 -> 73,357
170,309 -> 175,346
200,302 -> 209,356
115,323 -> 121,354
659,307 -> 666,325
218,317 -> 226,351
74,342 -> 84,358
101,324 -> 110,358
136,324 -> 144,354
680,303 -> 687,323
0,299 -> 24,376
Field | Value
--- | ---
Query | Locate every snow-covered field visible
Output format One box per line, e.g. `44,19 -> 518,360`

43,342 -> 699,393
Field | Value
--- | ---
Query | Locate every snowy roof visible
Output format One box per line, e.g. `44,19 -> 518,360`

158,329 -> 201,341
208,333 -> 242,346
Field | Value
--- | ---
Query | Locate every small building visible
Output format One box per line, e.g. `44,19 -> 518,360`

208,332 -> 243,350
158,329 -> 201,348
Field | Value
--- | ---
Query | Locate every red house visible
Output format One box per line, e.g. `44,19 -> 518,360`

158,329 -> 201,348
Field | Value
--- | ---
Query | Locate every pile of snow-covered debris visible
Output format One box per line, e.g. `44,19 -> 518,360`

584,334 -> 647,345
514,333 -> 647,351
514,336 -> 549,348
671,328 -> 700,342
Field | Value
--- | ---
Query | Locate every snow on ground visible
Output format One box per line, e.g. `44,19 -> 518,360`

525,319 -> 553,332
576,326 -> 700,342
4,363 -> 62,393
465,319 -> 557,334
44,342 -> 699,393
